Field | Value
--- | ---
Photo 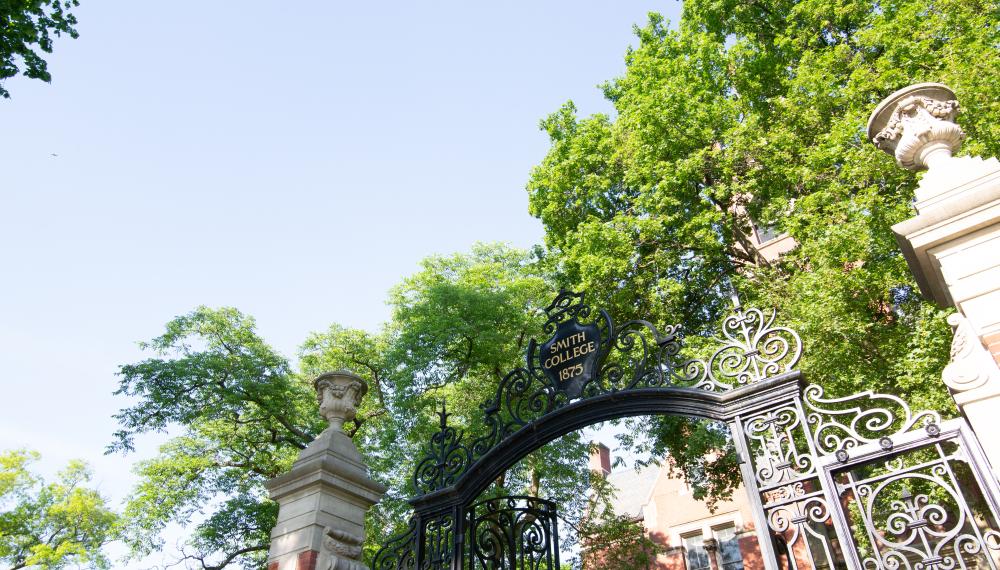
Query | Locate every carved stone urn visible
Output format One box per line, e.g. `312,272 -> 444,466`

868,82 -> 964,171
314,370 -> 368,432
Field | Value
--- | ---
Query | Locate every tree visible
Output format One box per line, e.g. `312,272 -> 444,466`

0,0 -> 79,98
527,0 -> 998,500
0,449 -> 118,570
301,243 -> 593,552
110,307 -> 320,570
111,244 -> 593,566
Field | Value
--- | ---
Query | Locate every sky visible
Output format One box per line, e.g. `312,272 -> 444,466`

1,1 -> 680,566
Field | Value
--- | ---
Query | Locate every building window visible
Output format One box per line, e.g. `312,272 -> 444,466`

684,533 -> 712,570
754,222 -> 780,244
714,526 -> 744,570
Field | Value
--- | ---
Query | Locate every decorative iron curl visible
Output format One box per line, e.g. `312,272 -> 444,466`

766,496 -> 831,550
470,496 -> 558,570
708,305 -> 802,388
422,513 -> 456,567
541,290 -> 592,334
804,384 -> 941,457
858,472 -> 969,569
370,516 -> 418,570
743,405 -> 815,486
413,404 -> 471,494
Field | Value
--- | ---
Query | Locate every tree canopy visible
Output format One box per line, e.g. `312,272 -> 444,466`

110,307 -> 319,569
0,0 -> 79,98
106,0 -> 1000,566
527,0 -> 999,499
111,245 -> 593,565
0,449 -> 118,570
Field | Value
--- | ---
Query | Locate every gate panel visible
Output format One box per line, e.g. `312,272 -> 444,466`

731,397 -> 847,570
820,420 -> 1000,570
467,496 -> 559,570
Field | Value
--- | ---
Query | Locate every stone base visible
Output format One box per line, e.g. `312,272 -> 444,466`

265,428 -> 386,570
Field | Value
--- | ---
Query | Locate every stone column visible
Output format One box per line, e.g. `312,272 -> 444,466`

265,371 -> 386,570
869,83 -> 1000,471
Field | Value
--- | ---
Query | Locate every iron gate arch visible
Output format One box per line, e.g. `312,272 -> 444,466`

371,291 -> 1000,570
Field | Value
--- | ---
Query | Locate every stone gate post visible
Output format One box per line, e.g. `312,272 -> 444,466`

265,371 -> 386,570
869,83 -> 1000,473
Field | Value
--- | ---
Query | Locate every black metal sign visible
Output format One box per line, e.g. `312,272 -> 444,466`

538,318 -> 600,399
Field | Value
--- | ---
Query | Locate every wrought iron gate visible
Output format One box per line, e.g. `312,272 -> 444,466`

371,291 -> 1000,570
829,420 -> 1000,570
468,496 -> 559,569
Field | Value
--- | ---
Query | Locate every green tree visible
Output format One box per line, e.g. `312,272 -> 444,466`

527,0 -> 996,499
110,307 -> 320,569
0,0 -> 79,98
299,244 -> 592,552
111,244 -> 593,565
0,449 -> 118,570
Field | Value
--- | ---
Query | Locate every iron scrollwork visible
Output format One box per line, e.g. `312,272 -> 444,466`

371,517 -> 418,570
423,513 -> 456,569
709,304 -> 802,389
743,403 -> 816,487
413,404 -> 471,493
803,384 -> 942,459
835,437 -> 1000,570
373,289 -> 1000,570
767,496 -> 840,569
371,512 -> 456,570
468,496 -> 559,570
410,290 -> 804,496
378,290 -> 807,567
738,399 -> 845,570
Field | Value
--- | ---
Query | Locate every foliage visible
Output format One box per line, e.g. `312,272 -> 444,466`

0,0 -> 79,98
300,244 -> 592,552
0,449 -> 118,570
107,0 -> 1000,563
110,307 -> 319,570
112,245 -> 593,565
526,0 -> 997,499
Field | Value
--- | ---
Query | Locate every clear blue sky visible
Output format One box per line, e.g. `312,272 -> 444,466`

1,0 -> 679,564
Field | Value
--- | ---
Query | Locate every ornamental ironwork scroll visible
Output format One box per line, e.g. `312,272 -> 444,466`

468,496 -> 559,569
412,290 -> 803,497
731,385 -> 1000,570
371,289 -> 1000,570
822,420 -> 1000,570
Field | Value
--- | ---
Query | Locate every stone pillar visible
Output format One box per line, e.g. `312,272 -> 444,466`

265,371 -> 386,570
869,83 -> 1000,471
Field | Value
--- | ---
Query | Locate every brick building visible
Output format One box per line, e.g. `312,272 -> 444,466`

588,443 -> 764,570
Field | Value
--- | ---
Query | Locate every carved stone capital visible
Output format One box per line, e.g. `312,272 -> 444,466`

868,83 -> 964,171
942,313 -> 999,393
314,371 -> 368,432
